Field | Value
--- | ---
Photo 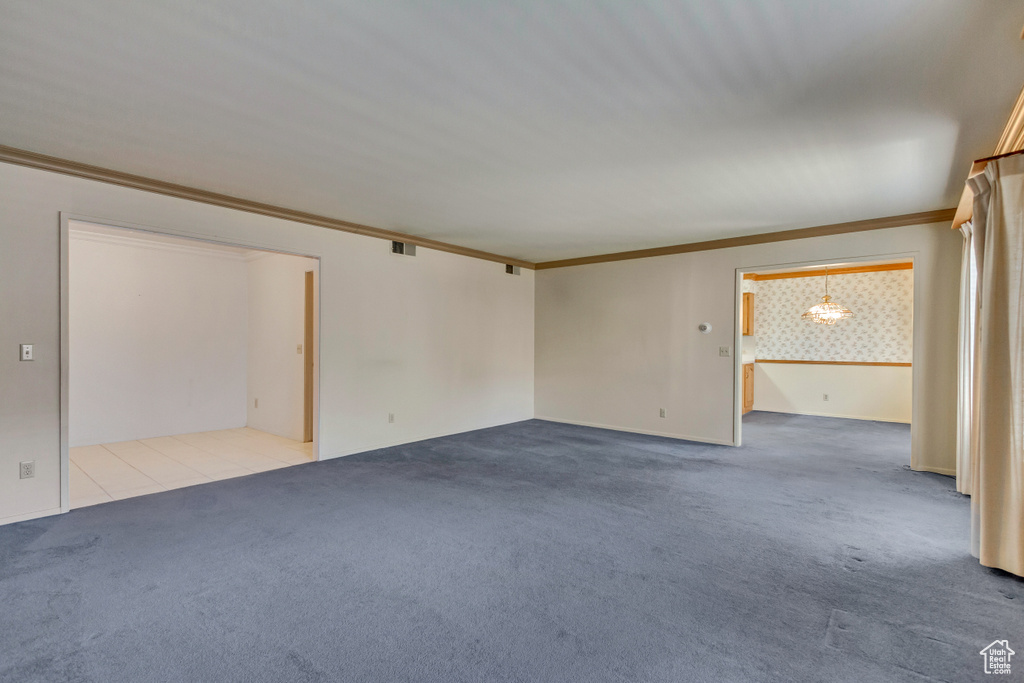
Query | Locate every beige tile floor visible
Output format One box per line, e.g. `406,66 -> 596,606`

70,427 -> 315,509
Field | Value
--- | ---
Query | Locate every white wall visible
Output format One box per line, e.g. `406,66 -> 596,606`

535,222 -> 961,475
753,363 -> 912,423
68,226 -> 248,446
0,160 -> 535,525
246,252 -> 318,441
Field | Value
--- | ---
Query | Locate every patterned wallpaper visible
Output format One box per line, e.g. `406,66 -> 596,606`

753,269 -> 913,363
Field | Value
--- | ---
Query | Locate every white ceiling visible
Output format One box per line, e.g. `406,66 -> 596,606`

2,2 -> 1023,262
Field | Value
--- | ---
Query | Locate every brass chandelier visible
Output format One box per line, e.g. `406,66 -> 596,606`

801,267 -> 853,325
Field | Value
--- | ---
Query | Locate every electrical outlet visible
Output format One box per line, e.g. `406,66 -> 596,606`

19,461 -> 34,479
659,408 -> 666,418
296,344 -> 303,354
823,393 -> 830,401
388,413 -> 395,424
719,346 -> 731,357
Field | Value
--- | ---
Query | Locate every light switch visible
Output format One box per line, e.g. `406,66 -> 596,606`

296,344 -> 303,354
20,344 -> 33,361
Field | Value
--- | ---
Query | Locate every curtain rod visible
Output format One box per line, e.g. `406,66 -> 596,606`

975,148 -> 1024,164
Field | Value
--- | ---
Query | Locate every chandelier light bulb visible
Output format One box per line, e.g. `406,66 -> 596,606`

801,268 -> 854,325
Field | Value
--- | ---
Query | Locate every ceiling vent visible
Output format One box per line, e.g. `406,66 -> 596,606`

391,241 -> 416,256
505,264 -> 521,275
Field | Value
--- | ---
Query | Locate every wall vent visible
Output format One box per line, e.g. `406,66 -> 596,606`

391,241 -> 416,256
505,264 -> 521,275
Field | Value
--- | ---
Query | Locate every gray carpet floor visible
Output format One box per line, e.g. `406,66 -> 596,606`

2,412 -> 1021,682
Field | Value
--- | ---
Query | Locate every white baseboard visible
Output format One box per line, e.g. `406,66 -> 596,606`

0,506 -> 62,526
751,408 -> 911,424
319,416 -> 535,460
534,416 -> 736,446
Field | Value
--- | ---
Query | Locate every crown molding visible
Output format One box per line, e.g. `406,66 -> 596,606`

2,144 -> 958,270
534,209 -> 955,270
0,144 -> 535,270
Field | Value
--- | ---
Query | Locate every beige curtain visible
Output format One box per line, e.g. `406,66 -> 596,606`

968,155 -> 1024,576
956,220 -> 975,495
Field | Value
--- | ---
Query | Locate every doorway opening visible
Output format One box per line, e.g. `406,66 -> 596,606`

61,218 -> 320,510
734,257 -> 914,465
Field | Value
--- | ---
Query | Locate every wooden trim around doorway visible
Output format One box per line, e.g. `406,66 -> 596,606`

303,271 -> 315,443
756,359 -> 912,367
748,263 -> 912,281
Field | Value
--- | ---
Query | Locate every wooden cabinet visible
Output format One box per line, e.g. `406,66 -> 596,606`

742,292 -> 754,336
742,363 -> 754,414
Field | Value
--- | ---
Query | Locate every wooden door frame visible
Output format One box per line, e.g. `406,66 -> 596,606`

732,252 -> 917,448
303,270 -> 315,443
